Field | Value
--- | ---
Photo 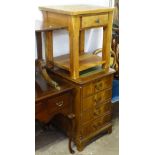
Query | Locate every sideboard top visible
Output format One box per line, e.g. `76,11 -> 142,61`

39,5 -> 114,15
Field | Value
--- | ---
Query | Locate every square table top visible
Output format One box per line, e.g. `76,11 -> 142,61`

39,5 -> 114,16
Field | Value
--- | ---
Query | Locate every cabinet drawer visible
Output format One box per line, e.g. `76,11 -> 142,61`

82,75 -> 113,98
80,113 -> 111,139
93,88 -> 112,106
93,101 -> 111,118
82,88 -> 112,111
81,100 -> 111,124
81,14 -> 108,29
93,76 -> 113,93
92,114 -> 112,132
46,93 -> 70,114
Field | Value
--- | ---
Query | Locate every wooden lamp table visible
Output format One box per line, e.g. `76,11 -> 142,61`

39,5 -> 114,79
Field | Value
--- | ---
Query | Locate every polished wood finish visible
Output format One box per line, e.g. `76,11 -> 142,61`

79,30 -> 85,55
54,53 -> 106,72
39,5 -> 114,15
45,31 -> 53,64
49,67 -> 115,151
68,16 -> 80,79
39,5 -> 114,79
102,12 -> 113,71
35,64 -> 75,153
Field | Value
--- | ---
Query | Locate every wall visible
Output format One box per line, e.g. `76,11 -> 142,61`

35,0 -> 114,58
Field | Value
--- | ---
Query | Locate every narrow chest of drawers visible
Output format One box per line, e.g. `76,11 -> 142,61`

50,68 -> 115,151
79,74 -> 113,139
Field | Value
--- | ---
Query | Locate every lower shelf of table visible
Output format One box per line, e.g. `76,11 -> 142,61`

53,53 -> 106,72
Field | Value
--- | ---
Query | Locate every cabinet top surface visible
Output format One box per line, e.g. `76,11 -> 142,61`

39,5 -> 114,15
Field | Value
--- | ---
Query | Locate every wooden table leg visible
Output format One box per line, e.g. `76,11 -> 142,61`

79,30 -> 85,55
35,31 -> 42,60
45,31 -> 53,69
69,16 -> 80,79
102,12 -> 113,71
67,113 -> 75,154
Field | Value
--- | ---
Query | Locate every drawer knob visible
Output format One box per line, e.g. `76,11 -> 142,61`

56,101 -> 63,107
95,19 -> 100,23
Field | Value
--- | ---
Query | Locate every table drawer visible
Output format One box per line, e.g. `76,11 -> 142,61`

82,75 -> 113,98
82,88 -> 112,111
46,93 -> 70,114
81,14 -> 108,29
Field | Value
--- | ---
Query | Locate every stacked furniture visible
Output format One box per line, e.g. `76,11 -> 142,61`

36,5 -> 115,152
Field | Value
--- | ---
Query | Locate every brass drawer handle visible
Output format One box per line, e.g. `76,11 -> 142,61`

56,101 -> 63,107
94,96 -> 102,105
93,122 -> 102,130
95,82 -> 103,90
95,18 -> 100,23
94,109 -> 101,116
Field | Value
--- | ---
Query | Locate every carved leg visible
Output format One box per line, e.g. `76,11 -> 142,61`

107,126 -> 112,134
69,137 -> 75,154
68,114 -> 75,154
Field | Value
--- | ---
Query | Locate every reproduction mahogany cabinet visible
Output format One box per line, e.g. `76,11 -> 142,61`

50,67 -> 115,151
39,5 -> 114,79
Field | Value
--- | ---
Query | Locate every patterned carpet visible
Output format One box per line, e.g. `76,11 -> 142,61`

35,116 -> 119,155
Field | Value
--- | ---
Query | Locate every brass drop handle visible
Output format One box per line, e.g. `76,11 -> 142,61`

95,82 -> 103,90
94,109 -> 101,116
95,18 -> 100,23
94,96 -> 102,105
56,101 -> 63,107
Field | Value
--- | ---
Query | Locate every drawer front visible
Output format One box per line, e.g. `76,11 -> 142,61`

92,114 -> 112,132
82,75 -> 113,98
93,88 -> 112,106
81,100 -> 112,124
47,93 -> 70,114
35,102 -> 45,115
93,100 -> 111,118
93,76 -> 113,93
82,88 -> 112,111
80,113 -> 112,139
81,14 -> 108,29
35,102 -> 50,123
